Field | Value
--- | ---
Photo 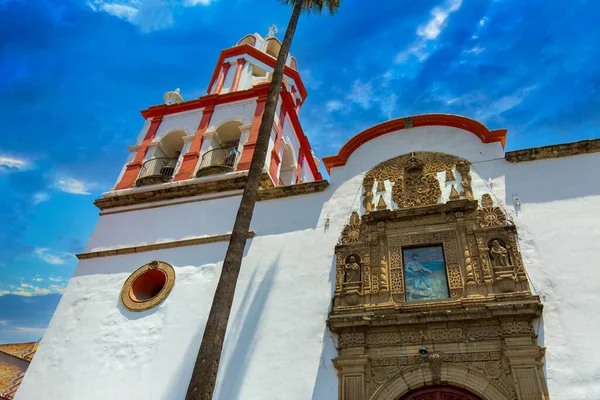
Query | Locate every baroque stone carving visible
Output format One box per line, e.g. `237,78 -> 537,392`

341,212 -> 364,244
449,184 -> 461,201
363,188 -> 374,214
490,240 -> 510,267
456,161 -> 473,200
376,195 -> 388,210
477,194 -> 507,228
362,152 -> 469,211
379,256 -> 389,291
445,168 -> 456,181
344,255 -> 362,283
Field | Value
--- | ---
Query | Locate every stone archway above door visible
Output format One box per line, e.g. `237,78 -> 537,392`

400,385 -> 481,400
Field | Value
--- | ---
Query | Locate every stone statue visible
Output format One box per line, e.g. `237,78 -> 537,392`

363,189 -> 374,213
379,256 -> 389,291
456,161 -> 473,200
266,24 -> 278,38
489,240 -> 509,267
344,256 -> 361,283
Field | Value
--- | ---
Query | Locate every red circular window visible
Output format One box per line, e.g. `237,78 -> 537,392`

130,269 -> 167,302
120,261 -> 175,312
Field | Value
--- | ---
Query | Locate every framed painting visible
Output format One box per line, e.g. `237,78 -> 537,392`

403,245 -> 450,301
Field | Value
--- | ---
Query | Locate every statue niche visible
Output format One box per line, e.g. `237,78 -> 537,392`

343,254 -> 362,295
488,238 -> 515,292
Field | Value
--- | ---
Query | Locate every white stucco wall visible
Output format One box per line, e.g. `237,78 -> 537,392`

18,125 -> 600,400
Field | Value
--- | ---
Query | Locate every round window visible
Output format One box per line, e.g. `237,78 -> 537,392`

120,261 -> 175,312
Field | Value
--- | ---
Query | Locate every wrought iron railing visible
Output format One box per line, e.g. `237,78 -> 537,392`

198,147 -> 240,170
136,157 -> 179,186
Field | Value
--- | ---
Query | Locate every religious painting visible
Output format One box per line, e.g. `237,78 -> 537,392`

403,245 -> 449,301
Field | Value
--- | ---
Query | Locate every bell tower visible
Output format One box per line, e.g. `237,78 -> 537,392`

113,30 -> 320,192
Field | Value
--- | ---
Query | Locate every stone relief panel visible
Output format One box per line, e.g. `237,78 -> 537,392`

362,152 -> 472,212
329,153 -> 547,400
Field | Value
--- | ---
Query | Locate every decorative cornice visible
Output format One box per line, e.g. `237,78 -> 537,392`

94,175 -> 329,211
77,232 -> 256,260
322,114 -> 507,173
505,138 -> 600,163
328,293 -> 542,331
140,84 -> 270,119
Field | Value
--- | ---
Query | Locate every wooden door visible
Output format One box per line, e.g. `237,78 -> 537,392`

400,385 -> 481,400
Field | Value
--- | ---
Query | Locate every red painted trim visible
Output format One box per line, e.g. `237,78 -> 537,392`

115,116 -> 163,189
214,62 -> 231,94
174,105 -> 215,181
269,103 -> 287,180
295,148 -> 305,183
140,84 -> 270,119
231,57 -> 246,92
237,95 -> 268,171
205,44 -> 308,100
322,114 -> 508,173
280,87 -> 322,180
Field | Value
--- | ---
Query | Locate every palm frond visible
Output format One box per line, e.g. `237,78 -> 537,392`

278,0 -> 342,15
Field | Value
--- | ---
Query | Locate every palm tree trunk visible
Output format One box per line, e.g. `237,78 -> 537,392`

184,2 -> 304,399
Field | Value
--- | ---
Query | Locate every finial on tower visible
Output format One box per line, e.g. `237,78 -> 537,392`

266,24 -> 278,38
164,88 -> 184,105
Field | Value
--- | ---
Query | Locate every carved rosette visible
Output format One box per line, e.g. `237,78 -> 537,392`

477,194 -> 507,228
341,212 -> 364,244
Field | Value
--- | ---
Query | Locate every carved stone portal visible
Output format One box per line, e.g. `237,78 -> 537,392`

330,154 -> 548,400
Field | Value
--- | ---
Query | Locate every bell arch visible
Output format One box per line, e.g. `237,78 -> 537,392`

371,364 -> 509,400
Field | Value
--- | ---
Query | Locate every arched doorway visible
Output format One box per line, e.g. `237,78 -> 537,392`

400,385 -> 481,400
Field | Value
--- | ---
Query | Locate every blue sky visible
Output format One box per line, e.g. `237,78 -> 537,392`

0,0 -> 598,343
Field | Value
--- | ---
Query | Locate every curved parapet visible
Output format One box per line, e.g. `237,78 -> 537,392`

322,114 -> 507,173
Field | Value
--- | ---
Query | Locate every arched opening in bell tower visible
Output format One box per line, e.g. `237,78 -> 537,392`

279,142 -> 296,185
265,37 -> 281,58
136,130 -> 185,187
196,121 -> 243,177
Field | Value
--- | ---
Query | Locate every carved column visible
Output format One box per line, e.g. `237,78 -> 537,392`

333,352 -> 369,400
504,336 -> 549,400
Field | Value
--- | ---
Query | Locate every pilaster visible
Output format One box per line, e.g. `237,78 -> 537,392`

115,115 -> 163,190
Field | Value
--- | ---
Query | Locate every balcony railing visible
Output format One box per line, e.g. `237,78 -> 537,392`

136,157 -> 179,187
196,147 -> 240,178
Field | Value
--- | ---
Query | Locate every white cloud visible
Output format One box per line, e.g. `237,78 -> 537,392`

184,0 -> 214,5
417,0 -> 462,40
394,0 -> 462,64
32,277 -> 44,282
464,46 -> 485,55
33,192 -> 50,205
0,155 -> 28,171
49,277 -> 63,282
0,281 -> 66,297
55,177 -> 92,195
325,100 -> 344,113
34,248 -> 74,265
346,80 -> 374,110
87,0 -> 214,32
99,3 -> 138,22
479,17 -> 488,27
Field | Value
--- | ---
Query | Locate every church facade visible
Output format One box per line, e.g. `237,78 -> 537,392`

15,33 -> 600,400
